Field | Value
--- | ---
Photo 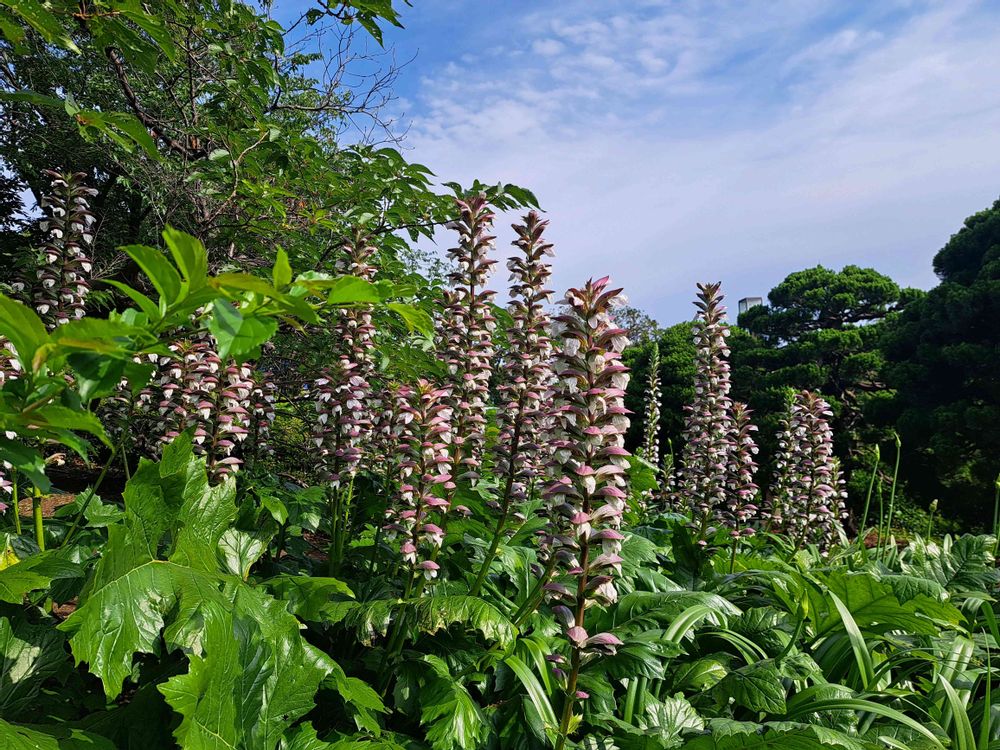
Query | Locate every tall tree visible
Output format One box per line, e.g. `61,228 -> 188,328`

881,198 -> 1000,522
732,265 -> 914,475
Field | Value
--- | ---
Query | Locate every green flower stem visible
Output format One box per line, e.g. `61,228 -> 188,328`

470,417 -> 522,596
512,556 -> 559,628
883,433 -> 902,553
859,445 -> 880,541
61,441 -> 120,548
32,486 -> 44,551
555,525 -> 593,750
11,472 -> 21,536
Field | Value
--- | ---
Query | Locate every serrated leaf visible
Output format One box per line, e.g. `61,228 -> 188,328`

0,718 -> 113,749
0,614 -> 69,717
0,551 -> 82,603
265,575 -> 354,621
159,588 -> 334,750
713,661 -> 786,714
418,654 -> 487,750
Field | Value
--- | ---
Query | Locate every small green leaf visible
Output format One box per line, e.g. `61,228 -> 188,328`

123,245 -> 182,306
0,90 -> 65,108
0,0 -> 79,52
0,440 -> 48,492
324,276 -> 381,305
208,299 -> 278,361
162,227 -> 208,290
0,552 -> 82,604
273,248 -> 292,289
387,302 -> 433,336
103,279 -> 160,320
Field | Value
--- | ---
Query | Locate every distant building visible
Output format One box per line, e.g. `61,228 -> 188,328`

738,297 -> 763,315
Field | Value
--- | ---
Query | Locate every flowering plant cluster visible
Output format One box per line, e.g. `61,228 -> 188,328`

638,341 -> 662,468
139,336 -> 269,481
542,277 -> 631,740
769,390 -> 848,549
673,282 -> 736,524
437,195 -> 497,488
385,379 -> 454,585
34,170 -> 95,328
311,233 -> 378,488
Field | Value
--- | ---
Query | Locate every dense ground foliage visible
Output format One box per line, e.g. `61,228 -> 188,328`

0,171 -> 995,749
0,2 -> 998,749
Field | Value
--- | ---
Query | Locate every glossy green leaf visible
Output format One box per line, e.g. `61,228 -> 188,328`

0,614 -> 68,717
162,227 -> 209,290
418,654 -> 487,750
0,552 -> 82,604
0,0 -> 79,52
387,302 -> 433,337
713,661 -> 786,714
0,293 -> 47,371
208,299 -> 277,361
159,589 -> 334,750
123,245 -> 182,306
324,276 -> 381,305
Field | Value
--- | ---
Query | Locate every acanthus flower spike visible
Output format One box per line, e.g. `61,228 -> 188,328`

385,380 -> 454,589
471,210 -> 555,594
33,170 -> 96,329
673,282 -> 735,528
437,195 -> 497,492
770,390 -> 848,551
311,232 -> 379,489
721,401 -> 760,537
544,276 -> 630,749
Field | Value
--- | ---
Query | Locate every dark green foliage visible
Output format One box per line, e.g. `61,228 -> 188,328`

733,265 -> 911,468
882,198 -> 1000,522
623,322 -> 697,462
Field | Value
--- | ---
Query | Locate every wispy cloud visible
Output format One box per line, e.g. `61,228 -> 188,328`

386,0 -> 1000,322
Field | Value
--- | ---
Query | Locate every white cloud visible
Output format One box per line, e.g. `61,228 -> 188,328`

531,38 -> 564,56
397,0 -> 1000,323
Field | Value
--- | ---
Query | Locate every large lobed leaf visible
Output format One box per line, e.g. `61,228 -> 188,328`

58,436 -> 336,749
159,587 -> 335,750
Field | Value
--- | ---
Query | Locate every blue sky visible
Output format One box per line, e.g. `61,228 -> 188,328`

298,1 -> 1000,323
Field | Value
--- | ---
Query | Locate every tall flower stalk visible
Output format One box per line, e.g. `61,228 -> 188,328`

3,170 -> 96,534
674,283 -> 734,529
722,402 -> 759,535
384,380 -> 454,594
34,170 -> 95,328
310,233 -> 378,569
471,211 -> 554,595
543,277 -> 631,750
437,195 -> 497,498
141,337 -> 255,482
770,390 -> 848,551
723,401 -> 759,568
638,342 -> 662,467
